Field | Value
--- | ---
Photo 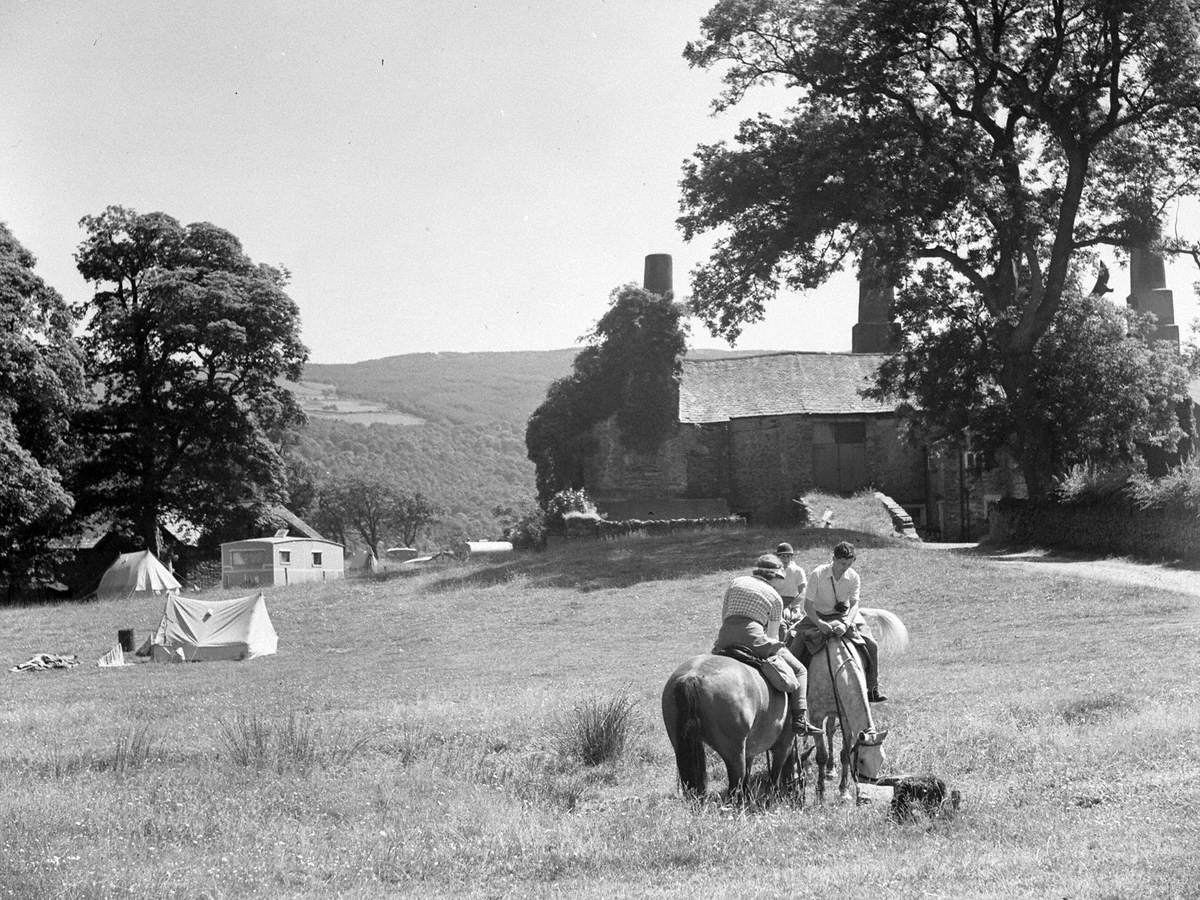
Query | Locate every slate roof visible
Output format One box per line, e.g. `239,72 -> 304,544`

678,352 -> 897,424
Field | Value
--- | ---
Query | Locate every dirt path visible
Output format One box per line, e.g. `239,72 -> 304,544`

924,544 -> 1200,598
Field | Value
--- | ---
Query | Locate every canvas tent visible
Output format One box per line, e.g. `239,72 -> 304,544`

141,592 -> 278,663
93,550 -> 181,601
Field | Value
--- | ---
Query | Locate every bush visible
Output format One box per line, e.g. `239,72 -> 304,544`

1053,461 -> 1141,505
1127,462 -> 1200,513
544,488 -> 596,531
500,504 -> 548,550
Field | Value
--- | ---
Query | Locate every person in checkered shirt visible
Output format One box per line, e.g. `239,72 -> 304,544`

713,553 -> 824,737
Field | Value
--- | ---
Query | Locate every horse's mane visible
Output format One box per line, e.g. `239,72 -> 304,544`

859,607 -> 909,655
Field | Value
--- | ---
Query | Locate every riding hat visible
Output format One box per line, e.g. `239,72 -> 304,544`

775,542 -> 794,555
752,553 -> 785,579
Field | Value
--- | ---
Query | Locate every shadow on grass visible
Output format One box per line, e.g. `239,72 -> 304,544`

422,526 -> 903,594
962,542 -> 1200,573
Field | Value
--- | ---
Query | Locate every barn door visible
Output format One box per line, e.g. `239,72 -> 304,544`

812,421 -> 868,492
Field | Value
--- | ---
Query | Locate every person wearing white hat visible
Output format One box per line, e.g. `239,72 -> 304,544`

774,542 -> 807,629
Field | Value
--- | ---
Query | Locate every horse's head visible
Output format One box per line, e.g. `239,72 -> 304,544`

853,728 -> 889,781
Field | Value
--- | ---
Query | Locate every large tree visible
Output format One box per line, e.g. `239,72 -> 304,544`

0,222 -> 86,592
73,206 -> 308,554
866,275 -> 1192,471
526,284 -> 688,502
680,0 -> 1200,495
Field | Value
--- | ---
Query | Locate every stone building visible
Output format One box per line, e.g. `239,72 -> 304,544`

585,349 -> 936,527
583,248 -> 1195,541
584,253 -> 969,536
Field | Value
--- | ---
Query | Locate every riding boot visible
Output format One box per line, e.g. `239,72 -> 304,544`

789,692 -> 824,736
862,637 -> 888,703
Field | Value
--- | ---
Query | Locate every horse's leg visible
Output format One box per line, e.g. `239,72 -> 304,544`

813,728 -> 828,804
823,720 -> 837,780
838,733 -> 853,801
723,741 -> 749,803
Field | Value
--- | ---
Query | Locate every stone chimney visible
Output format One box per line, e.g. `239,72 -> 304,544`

643,253 -> 673,297
851,245 -> 897,353
1128,240 -> 1180,346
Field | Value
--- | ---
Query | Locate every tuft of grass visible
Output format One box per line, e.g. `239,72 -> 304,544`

110,722 -> 156,777
217,710 -> 274,770
217,710 -> 314,774
217,710 -> 374,775
1060,694 -> 1134,726
557,692 -> 639,766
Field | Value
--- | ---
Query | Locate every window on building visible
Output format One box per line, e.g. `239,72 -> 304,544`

312,552 -> 323,566
279,550 -> 291,564
230,549 -> 267,567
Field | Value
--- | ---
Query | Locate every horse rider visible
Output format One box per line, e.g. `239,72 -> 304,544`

713,553 -> 824,736
794,541 -> 889,703
775,542 -> 807,631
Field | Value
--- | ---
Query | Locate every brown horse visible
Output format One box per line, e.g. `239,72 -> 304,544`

660,654 -> 802,800
791,607 -> 908,802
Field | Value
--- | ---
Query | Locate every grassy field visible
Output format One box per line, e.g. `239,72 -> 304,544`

3,523 -> 1199,899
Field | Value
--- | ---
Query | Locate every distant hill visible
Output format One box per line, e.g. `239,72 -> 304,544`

302,349 -> 581,427
287,347 -> 771,544
299,347 -> 768,428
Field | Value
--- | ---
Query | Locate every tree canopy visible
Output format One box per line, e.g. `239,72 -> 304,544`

0,222 -> 86,590
866,276 -> 1192,472
680,0 -> 1200,493
312,472 -> 439,551
525,285 -> 688,503
73,206 -> 308,552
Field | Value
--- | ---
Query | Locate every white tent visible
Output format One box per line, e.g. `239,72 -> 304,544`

143,592 -> 278,663
94,550 -> 181,601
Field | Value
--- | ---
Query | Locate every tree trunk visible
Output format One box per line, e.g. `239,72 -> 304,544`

1000,350 -> 1056,500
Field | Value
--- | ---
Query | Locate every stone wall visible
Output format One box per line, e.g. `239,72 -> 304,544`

865,417 -> 927,504
727,414 -> 927,523
587,411 -> 932,527
586,418 -> 728,506
990,498 -> 1200,561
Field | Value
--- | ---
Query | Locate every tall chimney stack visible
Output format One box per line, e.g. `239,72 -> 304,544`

643,253 -> 673,297
852,245 -> 897,353
1128,239 -> 1180,346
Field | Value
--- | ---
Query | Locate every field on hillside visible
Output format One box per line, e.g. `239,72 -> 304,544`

3,527 -> 1199,898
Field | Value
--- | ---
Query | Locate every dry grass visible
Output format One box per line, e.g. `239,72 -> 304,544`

2,525 -> 1199,898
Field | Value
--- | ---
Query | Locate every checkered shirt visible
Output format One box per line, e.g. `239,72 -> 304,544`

720,575 -> 783,636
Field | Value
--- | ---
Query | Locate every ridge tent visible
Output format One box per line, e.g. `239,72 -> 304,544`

93,550 -> 181,601
142,592 -> 278,663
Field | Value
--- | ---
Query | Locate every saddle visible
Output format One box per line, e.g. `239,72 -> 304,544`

714,645 -> 798,693
714,644 -> 764,671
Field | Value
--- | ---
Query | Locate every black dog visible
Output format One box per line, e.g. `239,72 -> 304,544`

872,774 -> 960,822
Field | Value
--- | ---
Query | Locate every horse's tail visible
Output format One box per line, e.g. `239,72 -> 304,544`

670,677 -> 707,796
860,607 -> 909,655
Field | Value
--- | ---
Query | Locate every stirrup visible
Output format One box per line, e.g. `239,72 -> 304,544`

792,716 -> 824,737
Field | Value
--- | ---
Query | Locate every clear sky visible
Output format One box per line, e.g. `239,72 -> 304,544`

2,1 -> 1196,364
